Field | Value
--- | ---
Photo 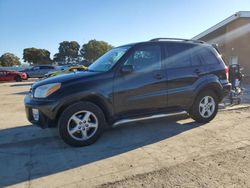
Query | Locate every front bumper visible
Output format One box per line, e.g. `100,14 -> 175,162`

24,94 -> 58,128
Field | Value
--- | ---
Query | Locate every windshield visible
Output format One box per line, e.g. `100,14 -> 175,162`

87,46 -> 131,72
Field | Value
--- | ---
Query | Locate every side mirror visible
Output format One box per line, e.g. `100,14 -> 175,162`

121,65 -> 133,74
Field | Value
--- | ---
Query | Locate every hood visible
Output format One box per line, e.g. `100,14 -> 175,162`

32,71 -> 101,89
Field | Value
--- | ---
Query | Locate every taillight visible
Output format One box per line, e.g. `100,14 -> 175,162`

225,66 -> 229,80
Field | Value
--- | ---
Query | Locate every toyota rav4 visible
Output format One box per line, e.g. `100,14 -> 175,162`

24,38 -> 231,146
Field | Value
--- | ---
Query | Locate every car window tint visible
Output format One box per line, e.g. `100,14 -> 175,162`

40,66 -> 51,69
165,43 -> 192,68
199,48 -> 219,65
191,52 -> 203,66
124,45 -> 161,72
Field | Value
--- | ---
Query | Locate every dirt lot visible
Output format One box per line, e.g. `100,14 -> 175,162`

0,81 -> 250,188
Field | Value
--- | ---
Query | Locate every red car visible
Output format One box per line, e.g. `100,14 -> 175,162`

0,70 -> 27,82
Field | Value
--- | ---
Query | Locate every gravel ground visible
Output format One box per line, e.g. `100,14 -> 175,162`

100,142 -> 250,188
0,81 -> 250,188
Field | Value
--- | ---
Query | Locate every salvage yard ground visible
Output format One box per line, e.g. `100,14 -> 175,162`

0,81 -> 250,188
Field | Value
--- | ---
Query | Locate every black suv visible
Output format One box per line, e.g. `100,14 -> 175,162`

24,38 -> 231,146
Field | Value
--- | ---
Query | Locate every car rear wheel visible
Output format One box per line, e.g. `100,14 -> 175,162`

189,90 -> 218,123
15,75 -> 22,82
58,101 -> 106,147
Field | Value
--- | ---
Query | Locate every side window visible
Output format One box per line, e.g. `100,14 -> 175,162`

40,66 -> 49,69
165,43 -> 192,68
199,48 -> 219,65
191,53 -> 203,66
124,45 -> 161,72
33,66 -> 40,71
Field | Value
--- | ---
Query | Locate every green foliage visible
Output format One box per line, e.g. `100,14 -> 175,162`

80,40 -> 113,62
23,48 -> 52,65
53,41 -> 80,62
0,53 -> 21,67
20,39 -> 112,65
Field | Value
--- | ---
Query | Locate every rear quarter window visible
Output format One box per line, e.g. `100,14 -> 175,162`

191,53 -> 203,66
199,48 -> 220,65
164,43 -> 193,68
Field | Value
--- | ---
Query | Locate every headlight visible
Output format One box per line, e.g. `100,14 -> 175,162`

34,83 -> 61,98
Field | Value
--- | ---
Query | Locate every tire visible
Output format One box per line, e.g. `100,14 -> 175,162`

15,75 -> 22,82
189,90 -> 218,123
58,101 -> 106,147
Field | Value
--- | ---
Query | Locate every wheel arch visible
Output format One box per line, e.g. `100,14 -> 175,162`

15,74 -> 22,81
55,94 -> 113,127
195,82 -> 224,103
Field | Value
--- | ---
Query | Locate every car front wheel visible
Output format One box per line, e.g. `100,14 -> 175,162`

189,91 -> 218,123
15,75 -> 22,82
58,101 -> 106,147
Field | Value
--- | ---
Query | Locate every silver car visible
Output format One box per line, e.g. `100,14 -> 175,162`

23,65 -> 57,78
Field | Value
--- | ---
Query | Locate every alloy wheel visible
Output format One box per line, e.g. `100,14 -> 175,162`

199,96 -> 215,118
67,110 -> 98,141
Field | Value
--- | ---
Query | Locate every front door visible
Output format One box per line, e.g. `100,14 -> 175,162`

113,44 -> 167,117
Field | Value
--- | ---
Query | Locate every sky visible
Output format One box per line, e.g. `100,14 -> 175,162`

0,0 -> 250,63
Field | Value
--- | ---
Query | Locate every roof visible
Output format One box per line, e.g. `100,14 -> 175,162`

119,39 -> 207,48
192,11 -> 250,40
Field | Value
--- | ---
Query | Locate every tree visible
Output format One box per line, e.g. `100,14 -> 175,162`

23,48 -> 52,65
0,53 -> 21,67
80,40 -> 113,62
53,41 -> 80,63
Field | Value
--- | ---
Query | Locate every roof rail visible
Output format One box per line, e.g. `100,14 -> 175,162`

150,38 -> 205,43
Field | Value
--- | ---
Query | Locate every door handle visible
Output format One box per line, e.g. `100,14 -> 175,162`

154,73 -> 163,80
194,69 -> 201,75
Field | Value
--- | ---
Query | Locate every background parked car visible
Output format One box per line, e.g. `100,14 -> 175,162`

21,65 -> 57,79
44,65 -> 87,78
0,70 -> 27,82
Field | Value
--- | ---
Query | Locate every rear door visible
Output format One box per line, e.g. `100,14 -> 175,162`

42,66 -> 55,77
30,66 -> 40,77
114,44 -> 167,117
164,43 -> 207,107
5,71 -> 14,81
39,66 -> 48,77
